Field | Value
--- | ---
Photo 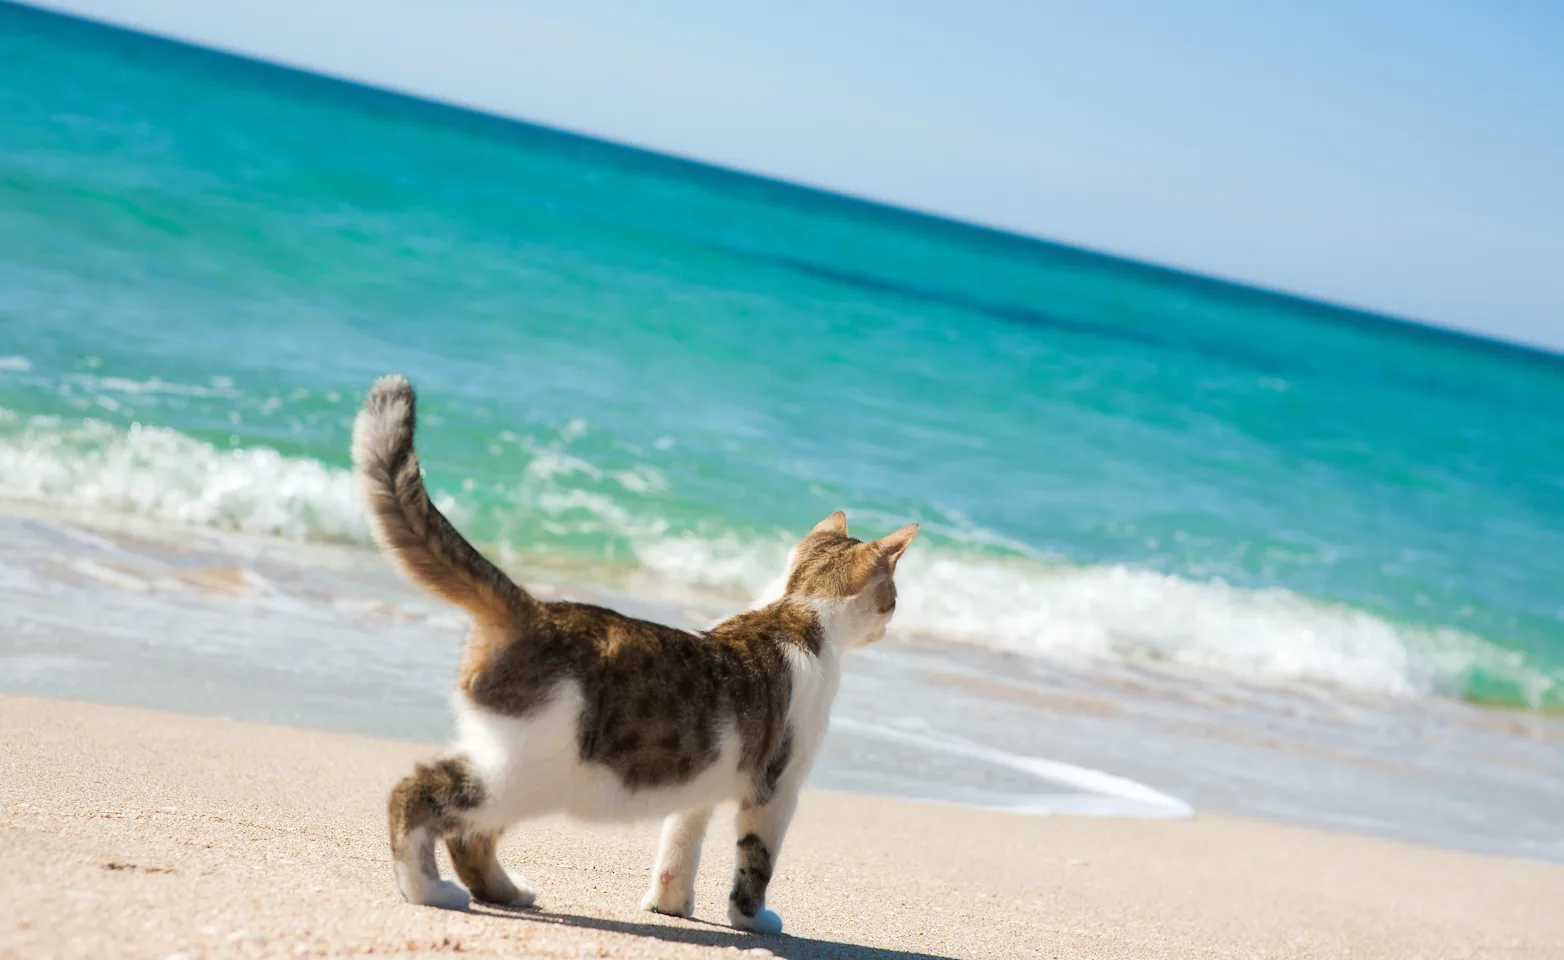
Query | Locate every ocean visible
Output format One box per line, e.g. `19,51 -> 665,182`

2,4 -> 1562,861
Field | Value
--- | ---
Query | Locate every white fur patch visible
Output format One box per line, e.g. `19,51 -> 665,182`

781,634 -> 839,771
454,681 -> 748,827
393,826 -> 471,910
421,880 -> 472,911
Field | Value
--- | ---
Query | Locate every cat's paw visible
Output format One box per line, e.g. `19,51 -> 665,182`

640,871 -> 695,917
501,873 -> 539,909
418,880 -> 472,911
475,871 -> 538,909
728,903 -> 783,935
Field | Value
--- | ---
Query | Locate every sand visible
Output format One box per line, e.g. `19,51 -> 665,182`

2,693 -> 1561,960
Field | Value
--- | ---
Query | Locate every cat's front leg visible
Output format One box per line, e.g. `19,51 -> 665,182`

641,806 -> 712,917
726,790 -> 798,935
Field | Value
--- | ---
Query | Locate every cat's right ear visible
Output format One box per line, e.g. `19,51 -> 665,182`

810,511 -> 848,537
874,523 -> 919,572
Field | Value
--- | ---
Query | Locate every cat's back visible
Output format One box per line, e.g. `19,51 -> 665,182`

454,599 -> 688,714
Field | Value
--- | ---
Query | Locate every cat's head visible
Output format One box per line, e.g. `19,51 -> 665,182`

779,511 -> 918,646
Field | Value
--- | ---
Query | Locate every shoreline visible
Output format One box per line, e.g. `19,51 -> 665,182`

4,692 -> 1564,959
4,505 -> 1564,863
2,495 -> 1558,718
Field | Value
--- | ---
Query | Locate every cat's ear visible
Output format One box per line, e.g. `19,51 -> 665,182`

810,510 -> 849,537
874,523 -> 919,572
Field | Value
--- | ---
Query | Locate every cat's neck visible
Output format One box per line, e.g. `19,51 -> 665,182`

798,596 -> 880,651
736,595 -> 874,657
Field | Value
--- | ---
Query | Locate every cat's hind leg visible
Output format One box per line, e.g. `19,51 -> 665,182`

387,755 -> 487,910
447,829 -> 537,907
641,806 -> 713,917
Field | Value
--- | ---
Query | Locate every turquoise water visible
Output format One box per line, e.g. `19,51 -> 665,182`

3,4 -> 1562,709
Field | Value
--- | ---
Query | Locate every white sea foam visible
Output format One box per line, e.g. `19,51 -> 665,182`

638,530 -> 1552,703
897,553 -> 1428,692
832,717 -> 1192,818
1,412 -> 1549,706
0,413 -> 365,542
63,372 -> 240,398
634,531 -> 788,591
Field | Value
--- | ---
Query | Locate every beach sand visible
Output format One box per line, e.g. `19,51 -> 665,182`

2,693 -> 1560,960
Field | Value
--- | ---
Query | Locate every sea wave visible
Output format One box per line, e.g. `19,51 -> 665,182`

624,529 -> 1555,706
1,412 -> 1554,708
0,413 -> 364,542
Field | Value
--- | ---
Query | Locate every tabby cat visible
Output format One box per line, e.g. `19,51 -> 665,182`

351,375 -> 917,934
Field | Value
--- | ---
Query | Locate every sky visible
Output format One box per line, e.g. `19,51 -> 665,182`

23,0 -> 1564,351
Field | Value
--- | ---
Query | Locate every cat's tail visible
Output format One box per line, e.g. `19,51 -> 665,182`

352,375 -> 532,631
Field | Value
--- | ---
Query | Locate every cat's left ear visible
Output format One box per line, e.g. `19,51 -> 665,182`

811,511 -> 849,538
873,524 -> 919,572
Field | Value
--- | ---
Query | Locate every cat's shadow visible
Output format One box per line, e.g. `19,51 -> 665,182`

473,902 -> 963,960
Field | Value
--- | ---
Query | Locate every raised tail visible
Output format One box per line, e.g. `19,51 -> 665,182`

351,375 -> 531,630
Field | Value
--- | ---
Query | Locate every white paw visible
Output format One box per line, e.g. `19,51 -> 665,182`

420,880 -> 472,911
641,887 -> 694,918
496,872 -> 538,908
728,904 -> 783,935
641,871 -> 695,917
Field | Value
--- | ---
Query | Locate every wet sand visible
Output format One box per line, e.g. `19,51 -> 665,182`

3,693 -> 1562,959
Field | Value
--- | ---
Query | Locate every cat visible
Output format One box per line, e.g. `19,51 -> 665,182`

351,374 -> 917,935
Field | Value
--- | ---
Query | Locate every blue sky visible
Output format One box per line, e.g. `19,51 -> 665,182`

28,0 -> 1564,351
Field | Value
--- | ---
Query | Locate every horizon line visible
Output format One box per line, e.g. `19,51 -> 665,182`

9,0 -> 1562,367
